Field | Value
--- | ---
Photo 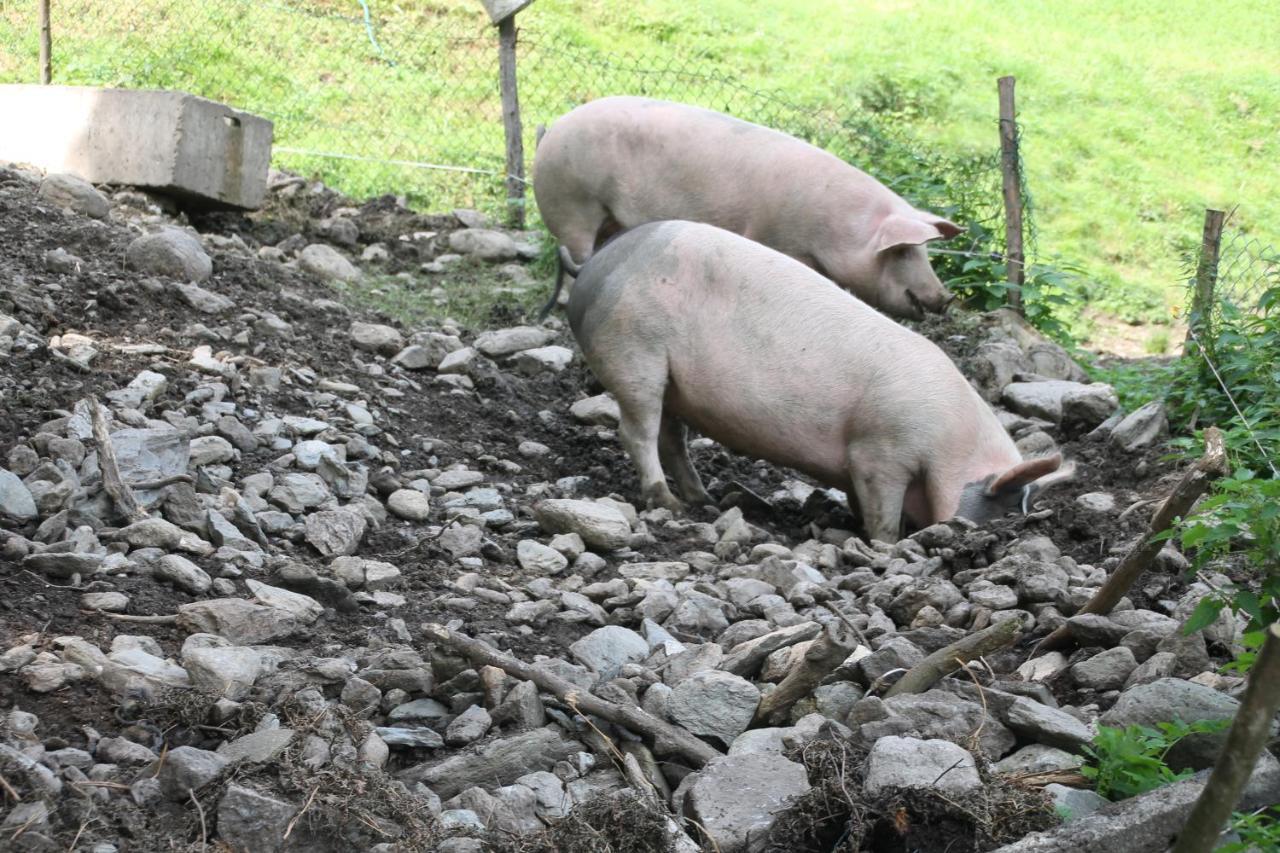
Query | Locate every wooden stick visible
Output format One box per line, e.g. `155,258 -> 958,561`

1184,209 -> 1226,353
752,621 -> 855,726
421,623 -> 720,767
998,75 -> 1025,313
1035,427 -> 1227,654
885,618 -> 1022,698
82,610 -> 177,624
86,399 -> 148,524
496,16 -> 525,228
1172,623 -> 1280,853
39,0 -> 52,84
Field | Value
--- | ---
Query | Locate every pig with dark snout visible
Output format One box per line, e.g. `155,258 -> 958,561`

535,95 -> 963,320
567,221 -> 1071,543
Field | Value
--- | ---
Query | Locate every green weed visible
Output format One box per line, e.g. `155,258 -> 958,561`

1077,721 -> 1229,801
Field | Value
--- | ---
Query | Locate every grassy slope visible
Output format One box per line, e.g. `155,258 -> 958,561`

2,0 -> 1276,327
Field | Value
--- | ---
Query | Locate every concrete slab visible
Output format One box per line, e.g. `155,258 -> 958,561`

0,85 -> 272,209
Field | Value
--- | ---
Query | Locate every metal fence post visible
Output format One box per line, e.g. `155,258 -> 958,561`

997,76 -> 1024,313
1185,208 -> 1226,354
39,0 -> 52,84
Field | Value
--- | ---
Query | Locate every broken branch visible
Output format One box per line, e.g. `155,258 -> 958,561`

1035,426 -> 1226,654
753,620 -> 856,726
421,623 -> 720,767
885,618 -> 1022,698
85,398 -> 148,524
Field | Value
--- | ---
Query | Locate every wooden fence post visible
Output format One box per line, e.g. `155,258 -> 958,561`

1184,208 -> 1226,353
997,76 -> 1024,313
39,0 -> 52,84
496,16 -> 525,228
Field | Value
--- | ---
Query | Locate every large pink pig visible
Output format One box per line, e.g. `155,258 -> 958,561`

535,96 -> 963,320
567,221 -> 1068,543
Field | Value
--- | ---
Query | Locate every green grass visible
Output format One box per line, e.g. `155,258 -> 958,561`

3,0 -> 1277,330
329,262 -> 546,330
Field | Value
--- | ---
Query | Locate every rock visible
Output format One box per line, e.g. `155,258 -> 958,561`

569,626 -> 649,679
438,347 -> 478,375
305,509 -> 367,557
446,705 -> 493,746
570,394 -> 621,427
182,646 -> 264,700
513,345 -> 574,375
189,435 -> 236,467
350,321 -> 405,355
387,489 -> 431,521
1047,783 -> 1109,822
993,744 -> 1082,776
126,228 -> 212,282
439,524 -> 484,558
108,428 -> 188,494
177,599 -> 302,644
80,591 -> 129,612
217,728 -> 296,764
668,670 -> 760,746
720,621 -> 822,677
864,736 -> 981,795
157,746 -> 229,799
684,753 -> 810,853
517,539 -> 569,575
1005,697 -> 1093,750
247,579 -> 322,623
1110,402 -> 1169,451
861,691 -> 1016,759
1066,614 -> 1129,647
1124,651 -> 1179,687
299,243 -> 361,281
23,551 -> 105,579
97,736 -> 159,766
377,726 -> 445,749
399,726 -> 583,800
317,215 -> 359,246
0,468 -> 38,521
533,499 -> 631,551
40,172 -> 110,218
175,282 -> 234,314
1060,384 -> 1120,432
217,784 -> 296,852
119,517 -> 213,555
270,472 -> 331,513
1002,380 -> 1097,423
154,554 -> 213,594
1071,646 -> 1137,691
475,326 -> 556,358
857,636 -> 924,685
1100,678 -> 1263,770
1075,492 -> 1117,513
448,228 -> 519,261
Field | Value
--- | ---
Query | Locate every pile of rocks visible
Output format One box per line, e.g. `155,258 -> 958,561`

0,163 -> 1268,853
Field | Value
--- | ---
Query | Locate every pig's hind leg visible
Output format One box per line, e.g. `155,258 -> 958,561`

658,415 -> 713,506
613,371 -> 685,512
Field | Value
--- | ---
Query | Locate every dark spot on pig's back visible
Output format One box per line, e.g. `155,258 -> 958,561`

568,222 -> 682,352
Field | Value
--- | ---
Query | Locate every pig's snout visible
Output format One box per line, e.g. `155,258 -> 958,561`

915,287 -> 957,315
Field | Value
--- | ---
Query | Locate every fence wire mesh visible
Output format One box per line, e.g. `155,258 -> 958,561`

0,0 -> 1018,257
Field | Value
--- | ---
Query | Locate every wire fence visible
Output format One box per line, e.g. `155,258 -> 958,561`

1216,230 -> 1280,315
0,0 -> 1018,253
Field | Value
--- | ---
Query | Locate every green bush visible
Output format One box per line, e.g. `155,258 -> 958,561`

1077,721 -> 1229,801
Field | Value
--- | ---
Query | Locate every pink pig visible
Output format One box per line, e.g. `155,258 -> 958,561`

566,221 -> 1069,543
535,96 -> 963,320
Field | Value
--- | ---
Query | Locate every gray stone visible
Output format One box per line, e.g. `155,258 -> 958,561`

108,428 -> 188,498
864,736 -> 981,795
513,344 -> 574,375
533,499 -> 631,551
270,472 -> 330,513
177,599 -> 302,644
350,321 -> 404,355
217,728 -> 296,763
1066,614 -> 1129,646
377,726 -> 445,749
80,591 -> 129,612
389,698 -> 451,724
399,726 -> 583,800
1110,402 -> 1169,452
1071,646 -> 1137,691
1060,384 -> 1120,432
992,744 -> 1082,776
727,727 -> 791,758
299,243 -> 360,281
387,489 -> 431,521
154,554 -> 213,594
0,468 -> 38,521
448,228 -> 519,261
857,636 -> 924,685
475,325 -> 556,358
1100,678 -> 1264,770
189,435 -> 236,466
517,539 -> 568,574
1002,380 -> 1096,423
126,228 -> 212,282
1047,783 -> 1109,822
97,736 -> 158,766
247,579 -> 322,622
569,394 -> 620,427
439,523 -> 484,558
1005,697 -> 1093,750
175,282 -> 234,314
40,172 -> 110,218
1075,492 -> 1117,513
1124,651 -> 1179,687
446,704 -> 494,746
305,509 -> 366,557
23,551 -> 105,579
719,621 -> 822,677
217,783 -> 296,852
157,746 -> 229,799
861,691 -> 1016,760
668,670 -> 760,746
182,646 -> 264,700
684,753 -> 810,853
569,625 -> 649,679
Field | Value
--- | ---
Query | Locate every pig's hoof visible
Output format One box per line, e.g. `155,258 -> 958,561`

644,489 -> 686,514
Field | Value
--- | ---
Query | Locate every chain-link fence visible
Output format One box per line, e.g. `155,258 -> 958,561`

1216,231 -> 1280,315
0,0 -> 1016,258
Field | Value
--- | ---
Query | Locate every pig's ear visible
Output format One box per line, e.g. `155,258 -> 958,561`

876,213 -> 963,252
985,454 -> 1063,497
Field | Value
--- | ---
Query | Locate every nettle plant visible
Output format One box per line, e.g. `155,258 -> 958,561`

1077,721 -> 1229,801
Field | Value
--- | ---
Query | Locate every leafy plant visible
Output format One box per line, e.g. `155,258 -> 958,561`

944,255 -> 1076,341
1078,721 -> 1229,801
1220,805 -> 1280,853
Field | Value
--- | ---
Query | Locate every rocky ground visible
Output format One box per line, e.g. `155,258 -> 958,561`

0,166 -> 1273,853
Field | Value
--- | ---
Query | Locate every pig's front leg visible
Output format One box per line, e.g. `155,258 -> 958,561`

658,414 -> 713,506
847,452 -> 909,544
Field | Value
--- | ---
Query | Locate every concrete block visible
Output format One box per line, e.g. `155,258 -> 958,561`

0,85 -> 272,209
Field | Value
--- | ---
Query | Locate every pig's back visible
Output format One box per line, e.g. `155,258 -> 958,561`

539,97 -> 867,245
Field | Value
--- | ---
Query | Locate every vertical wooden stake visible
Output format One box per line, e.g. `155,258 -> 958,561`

497,16 -> 525,229
1184,208 -> 1226,353
998,76 -> 1024,313
39,0 -> 52,84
